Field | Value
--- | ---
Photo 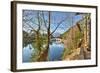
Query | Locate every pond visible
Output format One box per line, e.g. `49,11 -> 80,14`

23,42 -> 64,62
48,43 -> 64,61
22,44 -> 34,62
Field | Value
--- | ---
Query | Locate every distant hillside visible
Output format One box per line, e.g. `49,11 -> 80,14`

23,31 -> 34,47
52,32 -> 61,38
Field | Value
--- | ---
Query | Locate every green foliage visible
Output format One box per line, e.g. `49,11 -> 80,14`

61,22 -> 84,59
61,28 -> 70,39
62,48 -> 73,59
74,31 -> 83,48
30,48 -> 40,62
30,34 -> 48,62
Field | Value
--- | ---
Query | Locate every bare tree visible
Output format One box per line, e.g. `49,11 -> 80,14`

23,10 -> 69,61
37,11 -> 69,61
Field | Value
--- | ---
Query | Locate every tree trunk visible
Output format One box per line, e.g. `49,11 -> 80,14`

42,11 -> 51,60
37,11 -> 51,61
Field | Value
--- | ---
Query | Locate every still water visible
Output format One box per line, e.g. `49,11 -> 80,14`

48,43 -> 64,61
23,42 -> 64,62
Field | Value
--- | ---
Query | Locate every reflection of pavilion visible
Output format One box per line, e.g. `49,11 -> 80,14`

51,37 -> 62,43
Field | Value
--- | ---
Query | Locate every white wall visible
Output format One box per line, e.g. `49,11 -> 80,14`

0,0 -> 99,73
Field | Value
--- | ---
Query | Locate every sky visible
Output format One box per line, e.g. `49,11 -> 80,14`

23,10 -> 84,35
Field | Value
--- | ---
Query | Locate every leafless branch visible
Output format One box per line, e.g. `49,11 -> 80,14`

42,11 -> 48,29
50,17 -> 67,35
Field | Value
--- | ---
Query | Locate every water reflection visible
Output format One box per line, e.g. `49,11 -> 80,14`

23,42 -> 64,62
48,43 -> 64,61
22,44 -> 34,62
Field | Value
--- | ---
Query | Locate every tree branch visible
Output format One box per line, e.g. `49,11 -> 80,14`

42,11 -> 48,29
37,11 -> 41,31
23,21 -> 37,32
50,17 -> 67,35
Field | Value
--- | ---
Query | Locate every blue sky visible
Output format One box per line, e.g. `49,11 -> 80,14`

50,12 -> 83,34
23,10 -> 83,35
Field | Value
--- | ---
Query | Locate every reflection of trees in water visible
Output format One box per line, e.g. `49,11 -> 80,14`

23,10 -> 91,61
23,10 -> 69,61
